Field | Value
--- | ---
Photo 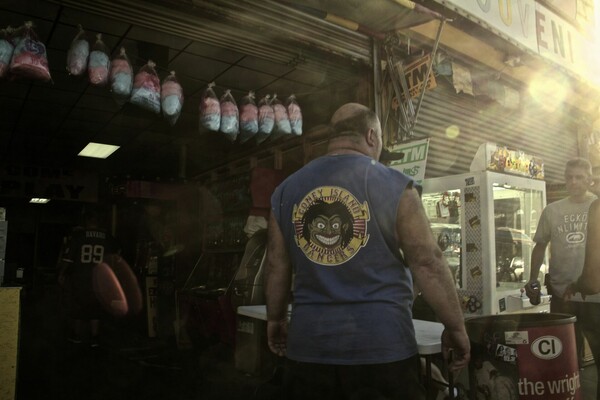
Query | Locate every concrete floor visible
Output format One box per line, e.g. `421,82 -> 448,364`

582,363 -> 597,399
16,281 -> 599,400
16,282 -> 277,400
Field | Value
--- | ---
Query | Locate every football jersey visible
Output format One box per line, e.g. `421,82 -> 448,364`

62,226 -> 119,270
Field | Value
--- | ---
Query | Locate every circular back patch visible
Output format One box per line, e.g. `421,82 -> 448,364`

292,186 -> 369,266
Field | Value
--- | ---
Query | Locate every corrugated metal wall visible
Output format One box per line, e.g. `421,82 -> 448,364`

406,79 -> 582,185
55,0 -> 372,78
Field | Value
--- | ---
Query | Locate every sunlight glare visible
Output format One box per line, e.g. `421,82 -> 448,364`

528,73 -> 570,112
445,124 -> 460,139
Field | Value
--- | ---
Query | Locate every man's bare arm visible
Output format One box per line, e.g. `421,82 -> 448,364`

397,188 -> 464,330
265,211 -> 292,356
528,242 -> 547,283
578,201 -> 600,294
396,187 -> 470,369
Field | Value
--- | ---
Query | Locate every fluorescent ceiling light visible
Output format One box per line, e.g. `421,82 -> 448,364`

78,142 -> 120,159
30,198 -> 50,204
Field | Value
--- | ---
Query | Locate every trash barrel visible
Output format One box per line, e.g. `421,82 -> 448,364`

465,313 -> 580,400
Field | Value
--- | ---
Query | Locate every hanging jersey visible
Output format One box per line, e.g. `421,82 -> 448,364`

62,226 -> 120,271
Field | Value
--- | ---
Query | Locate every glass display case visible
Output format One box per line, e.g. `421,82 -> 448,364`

421,170 -> 549,315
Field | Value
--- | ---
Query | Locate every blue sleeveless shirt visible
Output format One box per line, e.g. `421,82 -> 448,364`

271,154 -> 418,364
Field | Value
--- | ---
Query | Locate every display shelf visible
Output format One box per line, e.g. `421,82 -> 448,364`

422,170 -> 547,316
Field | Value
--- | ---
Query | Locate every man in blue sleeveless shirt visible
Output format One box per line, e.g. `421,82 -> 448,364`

265,103 -> 470,399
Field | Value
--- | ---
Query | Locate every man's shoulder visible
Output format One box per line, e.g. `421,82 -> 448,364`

549,195 -> 596,209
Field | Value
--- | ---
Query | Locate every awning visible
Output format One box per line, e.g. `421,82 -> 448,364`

285,0 -> 441,37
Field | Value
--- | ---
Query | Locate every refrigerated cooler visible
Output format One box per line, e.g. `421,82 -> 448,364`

421,170 -> 549,316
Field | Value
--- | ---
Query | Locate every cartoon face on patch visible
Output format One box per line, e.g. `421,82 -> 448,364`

293,186 -> 370,266
304,201 -> 353,249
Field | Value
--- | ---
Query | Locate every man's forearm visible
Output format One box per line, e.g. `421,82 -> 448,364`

412,257 -> 465,332
265,212 -> 292,322
265,261 -> 291,321
529,243 -> 546,282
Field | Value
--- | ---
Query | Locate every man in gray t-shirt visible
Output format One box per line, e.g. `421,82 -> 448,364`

526,157 -> 596,367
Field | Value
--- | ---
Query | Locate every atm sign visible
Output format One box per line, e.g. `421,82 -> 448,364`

402,54 -> 437,99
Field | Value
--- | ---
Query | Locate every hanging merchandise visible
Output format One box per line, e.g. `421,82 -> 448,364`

0,27 -> 14,79
161,71 -> 184,126
130,60 -> 161,114
88,33 -> 110,86
109,47 -> 133,106
9,21 -> 51,82
238,91 -> 259,144
219,89 -> 239,142
286,94 -> 303,136
199,82 -> 220,132
66,25 -> 89,76
256,94 -> 274,144
271,94 -> 292,140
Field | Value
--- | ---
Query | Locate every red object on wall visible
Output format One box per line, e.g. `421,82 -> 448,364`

249,167 -> 285,218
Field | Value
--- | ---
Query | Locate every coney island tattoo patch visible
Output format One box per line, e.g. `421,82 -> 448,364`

293,186 -> 370,266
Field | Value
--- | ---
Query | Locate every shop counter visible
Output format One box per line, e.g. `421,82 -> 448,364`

0,287 -> 21,400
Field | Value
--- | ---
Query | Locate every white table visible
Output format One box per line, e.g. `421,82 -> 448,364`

413,319 -> 451,399
237,305 -> 450,399
237,304 -> 279,321
237,305 -> 443,354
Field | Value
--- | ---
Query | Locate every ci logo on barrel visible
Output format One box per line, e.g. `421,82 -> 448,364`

531,336 -> 563,360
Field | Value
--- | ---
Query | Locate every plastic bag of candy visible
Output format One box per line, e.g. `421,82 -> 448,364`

66,25 -> 89,76
219,89 -> 239,142
238,91 -> 259,143
161,71 -> 184,125
271,94 -> 292,139
0,27 -> 15,79
110,47 -> 133,105
9,21 -> 51,82
130,60 -> 161,114
199,82 -> 220,132
256,94 -> 274,144
88,33 -> 110,86
286,94 -> 303,136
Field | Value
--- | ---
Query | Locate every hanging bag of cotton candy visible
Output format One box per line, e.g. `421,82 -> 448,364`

130,60 -> 161,114
256,94 -> 274,144
66,25 -> 89,76
161,71 -> 184,125
109,47 -> 133,106
271,94 -> 292,140
199,82 -> 220,132
219,89 -> 239,142
88,33 -> 110,86
9,21 -> 51,82
238,91 -> 259,144
0,27 -> 15,79
286,94 -> 303,136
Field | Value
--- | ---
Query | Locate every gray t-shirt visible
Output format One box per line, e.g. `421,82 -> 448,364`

534,194 -> 596,297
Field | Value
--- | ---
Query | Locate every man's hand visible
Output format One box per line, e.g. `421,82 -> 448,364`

267,319 -> 288,357
441,328 -> 470,372
524,280 -> 541,305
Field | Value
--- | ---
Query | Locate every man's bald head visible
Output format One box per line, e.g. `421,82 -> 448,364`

331,103 -> 371,126
330,103 -> 380,139
328,103 -> 383,160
